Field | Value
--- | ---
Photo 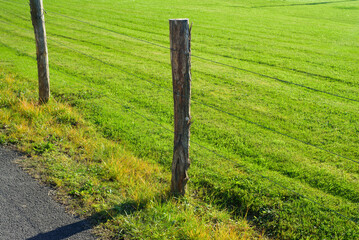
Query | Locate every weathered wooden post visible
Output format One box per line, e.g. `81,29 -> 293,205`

30,0 -> 50,104
169,19 -> 191,196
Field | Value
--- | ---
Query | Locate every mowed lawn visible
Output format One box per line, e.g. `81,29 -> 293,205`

1,0 -> 359,239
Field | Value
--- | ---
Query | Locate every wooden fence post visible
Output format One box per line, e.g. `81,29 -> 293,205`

169,19 -> 192,196
30,0 -> 50,104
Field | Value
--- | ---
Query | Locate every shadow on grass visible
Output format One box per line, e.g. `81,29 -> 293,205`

26,192 -> 174,240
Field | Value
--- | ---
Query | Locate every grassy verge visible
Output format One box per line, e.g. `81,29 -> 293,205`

1,0 -> 359,239
0,69 -> 264,239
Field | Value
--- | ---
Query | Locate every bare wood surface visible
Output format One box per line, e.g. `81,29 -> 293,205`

30,0 -> 50,104
169,19 -> 191,195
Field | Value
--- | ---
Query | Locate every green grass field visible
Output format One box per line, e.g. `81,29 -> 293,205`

1,0 -> 359,239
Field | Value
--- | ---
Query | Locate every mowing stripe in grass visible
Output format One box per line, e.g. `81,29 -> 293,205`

8,37 -> 357,226
11,27 -> 359,168
1,10 -> 358,165
3,39 -> 358,226
2,18 -> 358,179
47,31 -> 359,164
252,0 -> 358,8
191,55 -> 359,103
19,8 -> 357,103
2,1 -> 357,89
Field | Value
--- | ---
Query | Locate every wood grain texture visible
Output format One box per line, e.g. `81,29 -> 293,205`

30,0 -> 50,104
169,19 -> 191,195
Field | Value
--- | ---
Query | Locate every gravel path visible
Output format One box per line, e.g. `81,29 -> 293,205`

0,146 -> 96,240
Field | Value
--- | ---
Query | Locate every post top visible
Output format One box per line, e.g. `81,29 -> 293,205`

169,18 -> 189,22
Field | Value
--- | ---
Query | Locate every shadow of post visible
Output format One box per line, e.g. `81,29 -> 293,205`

26,191 -> 174,240
26,220 -> 93,240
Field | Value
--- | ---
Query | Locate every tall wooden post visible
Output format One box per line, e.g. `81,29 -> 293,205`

30,0 -> 50,104
169,19 -> 191,196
